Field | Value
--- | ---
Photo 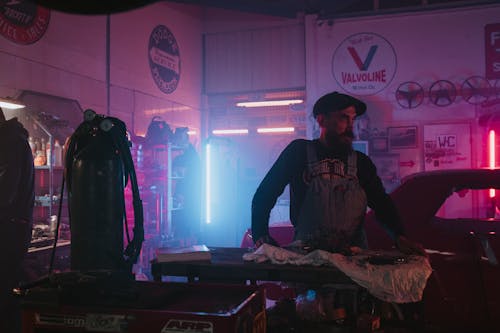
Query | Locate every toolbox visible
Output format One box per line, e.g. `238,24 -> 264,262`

20,271 -> 266,333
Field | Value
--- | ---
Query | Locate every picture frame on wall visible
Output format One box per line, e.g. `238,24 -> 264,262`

352,140 -> 369,155
370,137 -> 389,153
371,153 -> 400,193
388,126 -> 418,149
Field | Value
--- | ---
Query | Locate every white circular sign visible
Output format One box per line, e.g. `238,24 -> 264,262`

332,32 -> 397,95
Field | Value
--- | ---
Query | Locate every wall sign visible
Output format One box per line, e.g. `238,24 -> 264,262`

485,23 -> 500,80
0,0 -> 50,44
148,24 -> 180,94
332,32 -> 396,95
424,123 -> 471,171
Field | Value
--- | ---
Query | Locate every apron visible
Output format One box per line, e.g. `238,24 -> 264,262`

295,142 -> 368,252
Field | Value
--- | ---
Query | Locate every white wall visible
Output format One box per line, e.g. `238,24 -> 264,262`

0,11 -> 106,113
0,1 -> 203,139
110,2 -> 203,138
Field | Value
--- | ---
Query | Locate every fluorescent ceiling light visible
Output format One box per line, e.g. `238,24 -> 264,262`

187,130 -> 196,135
257,127 -> 295,133
144,105 -> 191,115
0,97 -> 25,109
212,129 -> 249,135
236,99 -> 303,108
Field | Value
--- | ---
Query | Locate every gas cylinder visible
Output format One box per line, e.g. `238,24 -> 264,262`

65,110 -> 143,273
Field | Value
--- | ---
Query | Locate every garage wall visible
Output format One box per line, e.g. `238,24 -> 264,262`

204,23 -> 305,93
0,1 -> 203,138
305,4 -> 500,179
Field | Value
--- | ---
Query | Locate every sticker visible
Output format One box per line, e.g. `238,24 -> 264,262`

85,313 -> 128,332
35,313 -> 128,332
148,24 -> 181,94
36,313 -> 86,328
161,319 -> 213,333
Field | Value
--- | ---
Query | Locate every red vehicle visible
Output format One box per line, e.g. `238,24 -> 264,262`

241,169 -> 500,332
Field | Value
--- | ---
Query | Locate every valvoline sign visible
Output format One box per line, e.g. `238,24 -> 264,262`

332,32 -> 397,95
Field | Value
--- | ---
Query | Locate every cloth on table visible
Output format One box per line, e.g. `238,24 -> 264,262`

242,244 -> 432,303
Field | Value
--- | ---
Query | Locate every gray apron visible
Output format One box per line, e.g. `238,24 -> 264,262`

295,143 -> 368,252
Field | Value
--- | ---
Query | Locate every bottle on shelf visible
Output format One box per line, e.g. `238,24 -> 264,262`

28,136 -> 36,157
137,143 -> 143,169
34,137 -> 47,166
46,141 -> 51,166
53,140 -> 63,167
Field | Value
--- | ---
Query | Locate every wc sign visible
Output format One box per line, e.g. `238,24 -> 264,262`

485,23 -> 500,79
437,134 -> 456,148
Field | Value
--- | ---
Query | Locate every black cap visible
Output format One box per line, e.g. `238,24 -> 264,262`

312,92 -> 366,118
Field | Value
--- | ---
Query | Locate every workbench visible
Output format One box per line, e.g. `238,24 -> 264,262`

151,247 -> 356,287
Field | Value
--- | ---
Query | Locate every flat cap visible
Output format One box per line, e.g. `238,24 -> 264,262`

312,92 -> 366,118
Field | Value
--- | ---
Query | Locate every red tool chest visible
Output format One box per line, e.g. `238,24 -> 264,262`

20,272 -> 266,333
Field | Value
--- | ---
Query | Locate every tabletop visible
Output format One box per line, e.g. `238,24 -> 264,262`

150,247 -> 355,286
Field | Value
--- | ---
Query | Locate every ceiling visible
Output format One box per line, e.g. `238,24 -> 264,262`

168,0 -> 500,18
32,0 -> 499,17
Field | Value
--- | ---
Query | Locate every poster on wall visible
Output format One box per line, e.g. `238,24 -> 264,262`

423,123 -> 471,171
148,24 -> 181,94
0,0 -> 50,44
371,153 -> 400,193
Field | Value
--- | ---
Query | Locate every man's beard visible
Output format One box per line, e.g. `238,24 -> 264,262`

325,130 -> 354,153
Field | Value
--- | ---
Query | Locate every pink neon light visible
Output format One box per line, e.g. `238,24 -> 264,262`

489,130 -> 496,198
489,130 -> 495,169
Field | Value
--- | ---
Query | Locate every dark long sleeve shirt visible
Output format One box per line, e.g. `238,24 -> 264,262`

251,139 -> 404,243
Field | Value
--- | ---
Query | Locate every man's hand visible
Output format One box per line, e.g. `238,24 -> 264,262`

254,235 -> 279,248
395,235 -> 427,257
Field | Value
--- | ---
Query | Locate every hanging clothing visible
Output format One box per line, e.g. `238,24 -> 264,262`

0,117 -> 34,223
0,116 -> 34,333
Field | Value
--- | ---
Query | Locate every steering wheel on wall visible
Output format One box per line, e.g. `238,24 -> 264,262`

396,81 -> 424,109
461,76 -> 492,105
429,80 -> 457,107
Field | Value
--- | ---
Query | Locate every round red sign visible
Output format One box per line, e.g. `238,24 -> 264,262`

0,1 -> 50,45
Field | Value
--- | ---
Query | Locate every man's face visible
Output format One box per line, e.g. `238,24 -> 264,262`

318,105 -> 357,146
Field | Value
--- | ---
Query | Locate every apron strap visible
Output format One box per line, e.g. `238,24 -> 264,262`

346,151 -> 358,178
306,141 -> 317,165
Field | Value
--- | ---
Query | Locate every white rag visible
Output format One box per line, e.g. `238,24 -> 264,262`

243,244 -> 433,303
